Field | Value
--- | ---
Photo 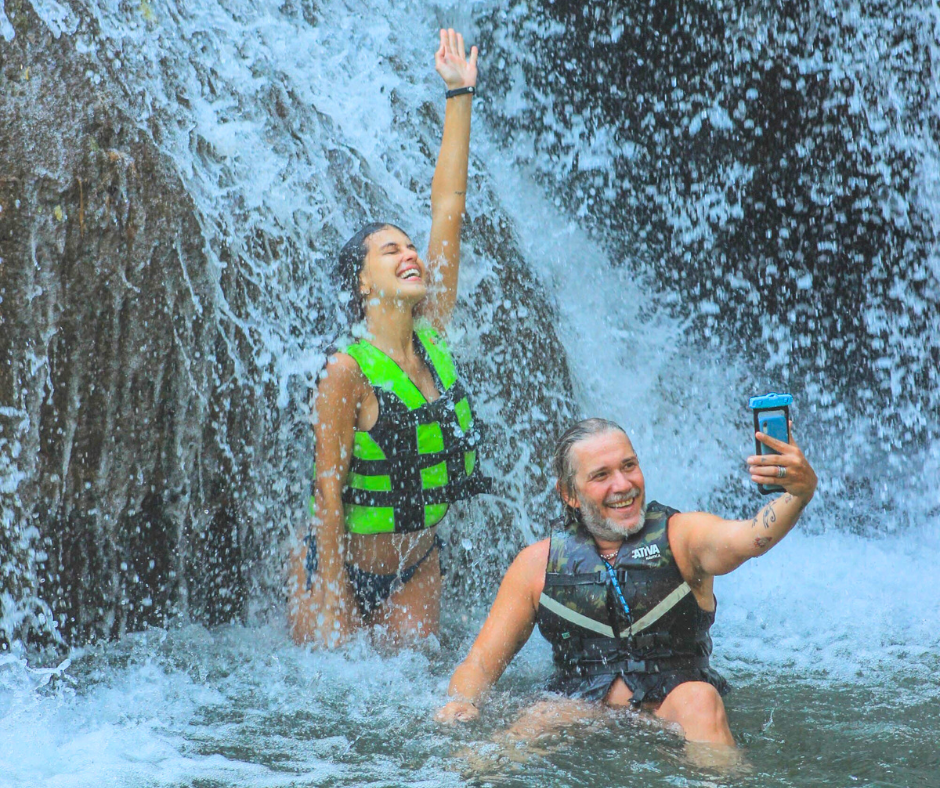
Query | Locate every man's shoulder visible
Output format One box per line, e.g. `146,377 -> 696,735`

513,539 -> 551,609
516,538 -> 550,570
503,539 -> 550,601
668,509 -> 724,529
666,509 -> 728,559
666,509 -> 705,538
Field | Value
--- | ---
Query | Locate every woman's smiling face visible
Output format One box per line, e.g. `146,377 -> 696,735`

359,226 -> 428,308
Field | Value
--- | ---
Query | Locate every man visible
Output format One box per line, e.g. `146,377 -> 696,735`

437,417 -> 817,745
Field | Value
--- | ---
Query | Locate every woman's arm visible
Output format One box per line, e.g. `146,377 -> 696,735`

287,354 -> 363,646
422,28 -> 478,331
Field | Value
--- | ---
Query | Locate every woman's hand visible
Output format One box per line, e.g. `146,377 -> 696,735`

307,572 -> 358,648
287,534 -> 358,648
435,28 -> 478,90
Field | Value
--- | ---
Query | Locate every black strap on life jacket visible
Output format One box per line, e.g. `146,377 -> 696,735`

341,379 -> 492,519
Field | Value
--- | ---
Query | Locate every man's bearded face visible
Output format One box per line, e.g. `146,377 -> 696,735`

578,490 -> 647,541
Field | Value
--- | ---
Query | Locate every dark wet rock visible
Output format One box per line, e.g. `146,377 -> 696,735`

0,0 -> 230,646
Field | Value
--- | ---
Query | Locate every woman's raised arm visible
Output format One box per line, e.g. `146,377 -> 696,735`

423,28 -> 478,330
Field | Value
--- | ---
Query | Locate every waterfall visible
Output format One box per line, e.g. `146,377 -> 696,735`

2,0 -> 938,650
479,0 -> 940,496
1,0 -> 582,648
1,1 -> 939,785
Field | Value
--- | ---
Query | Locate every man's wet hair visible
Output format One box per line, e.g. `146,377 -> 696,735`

337,222 -> 409,324
552,418 -> 629,516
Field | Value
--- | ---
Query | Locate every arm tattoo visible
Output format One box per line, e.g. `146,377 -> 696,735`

762,500 -> 778,529
784,492 -> 809,513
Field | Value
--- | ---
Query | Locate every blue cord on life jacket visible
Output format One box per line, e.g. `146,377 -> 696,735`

603,560 -> 633,623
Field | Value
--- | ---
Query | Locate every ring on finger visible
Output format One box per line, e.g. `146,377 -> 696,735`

776,465 -> 787,478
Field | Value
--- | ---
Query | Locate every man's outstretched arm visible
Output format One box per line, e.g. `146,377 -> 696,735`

675,426 -> 818,580
437,540 -> 548,722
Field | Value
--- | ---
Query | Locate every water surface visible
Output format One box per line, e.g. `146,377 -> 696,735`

3,527 -> 938,787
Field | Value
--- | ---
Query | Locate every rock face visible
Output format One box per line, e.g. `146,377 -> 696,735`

0,1 -> 580,648
1,0 -> 237,646
478,0 -> 940,458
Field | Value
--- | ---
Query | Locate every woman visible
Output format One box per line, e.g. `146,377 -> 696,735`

289,29 -> 486,647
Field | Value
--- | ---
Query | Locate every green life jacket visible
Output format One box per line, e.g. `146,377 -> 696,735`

536,502 -> 717,684
313,325 -> 490,535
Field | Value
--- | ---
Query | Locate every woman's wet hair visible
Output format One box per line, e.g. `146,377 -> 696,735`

553,418 -> 628,520
337,222 -> 409,324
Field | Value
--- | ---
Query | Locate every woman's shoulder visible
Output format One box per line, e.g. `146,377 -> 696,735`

325,348 -> 361,369
317,350 -> 368,396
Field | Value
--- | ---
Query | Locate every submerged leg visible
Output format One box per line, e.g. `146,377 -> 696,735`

654,681 -> 735,746
608,678 -> 746,771
452,697 -> 603,775
505,697 -> 603,741
370,548 -> 442,646
654,681 -> 746,771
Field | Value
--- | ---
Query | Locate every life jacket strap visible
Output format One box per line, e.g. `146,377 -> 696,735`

570,655 -> 711,677
543,571 -> 608,587
628,582 -> 691,637
343,473 -> 492,507
539,582 -> 692,640
539,592 -> 615,638
348,427 -> 481,476
555,631 -> 676,658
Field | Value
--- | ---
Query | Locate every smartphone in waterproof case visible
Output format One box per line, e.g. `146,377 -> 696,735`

748,393 -> 792,495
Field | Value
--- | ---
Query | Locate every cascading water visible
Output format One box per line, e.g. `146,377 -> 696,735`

0,0 -> 578,648
1,0 -> 938,786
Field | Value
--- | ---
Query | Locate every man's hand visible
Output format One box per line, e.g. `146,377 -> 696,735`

747,424 -> 818,501
435,541 -> 546,725
436,700 -> 480,724
675,424 -> 818,580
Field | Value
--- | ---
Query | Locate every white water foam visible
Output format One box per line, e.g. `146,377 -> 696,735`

716,520 -> 940,690
0,1 -> 14,41
0,625 -> 464,788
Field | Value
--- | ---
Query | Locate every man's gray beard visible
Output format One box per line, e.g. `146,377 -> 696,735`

578,494 -> 647,541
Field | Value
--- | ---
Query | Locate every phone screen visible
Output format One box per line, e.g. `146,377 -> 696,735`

749,393 -> 793,496
757,410 -> 789,455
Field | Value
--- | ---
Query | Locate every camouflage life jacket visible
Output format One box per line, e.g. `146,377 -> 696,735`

536,501 -> 716,681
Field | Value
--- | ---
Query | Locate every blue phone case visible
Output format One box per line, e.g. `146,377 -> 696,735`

749,393 -> 792,495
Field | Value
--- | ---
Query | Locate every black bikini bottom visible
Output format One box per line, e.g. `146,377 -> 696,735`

345,535 -> 444,615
